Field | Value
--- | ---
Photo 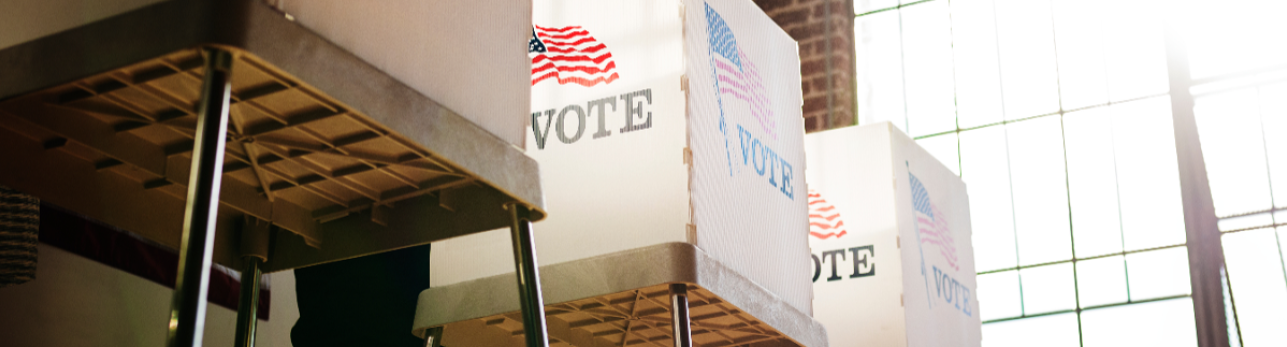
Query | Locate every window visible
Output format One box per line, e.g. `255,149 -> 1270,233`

855,0 -> 1287,345
1195,80 -> 1287,347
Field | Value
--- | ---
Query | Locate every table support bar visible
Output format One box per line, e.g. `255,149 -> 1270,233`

507,204 -> 549,347
422,327 -> 444,347
670,283 -> 693,347
233,258 -> 262,347
167,48 -> 234,347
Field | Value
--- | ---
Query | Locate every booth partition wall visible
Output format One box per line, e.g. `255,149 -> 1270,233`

851,0 -> 1287,346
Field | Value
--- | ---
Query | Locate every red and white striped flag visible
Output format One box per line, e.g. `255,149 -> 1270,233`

808,190 -> 847,240
707,5 -> 777,139
529,25 -> 620,87
911,172 -> 959,271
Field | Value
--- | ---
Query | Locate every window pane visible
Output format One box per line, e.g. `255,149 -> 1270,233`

1223,228 -> 1287,346
1064,107 -> 1125,258
982,313 -> 1080,347
855,0 -> 900,15
1223,266 -> 1241,347
1021,263 -> 1076,314
993,0 -> 1060,118
901,1 -> 957,137
1282,227 -> 1287,257
1081,298 -> 1198,347
962,126 -> 1018,271
1101,0 -> 1168,102
1008,117 -> 1072,265
1217,212 -> 1274,233
1126,247 -> 1192,301
979,270 -> 1023,321
1195,88 -> 1273,217
917,133 -> 960,176
950,0 -> 1006,128
1050,0 -> 1108,110
1077,256 -> 1128,308
1260,83 -> 1287,209
855,11 -> 907,132
1181,0 -> 1287,80
1112,97 -> 1187,250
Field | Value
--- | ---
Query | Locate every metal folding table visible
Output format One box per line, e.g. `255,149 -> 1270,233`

0,0 -> 552,346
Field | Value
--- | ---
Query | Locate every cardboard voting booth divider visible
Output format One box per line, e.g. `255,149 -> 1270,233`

433,0 -> 809,312
421,0 -> 827,346
276,0 -> 533,148
0,0 -> 164,50
0,0 -> 551,345
0,0 -> 533,148
805,123 -> 982,347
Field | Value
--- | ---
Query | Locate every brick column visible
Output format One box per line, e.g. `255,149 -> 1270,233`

754,0 -> 855,132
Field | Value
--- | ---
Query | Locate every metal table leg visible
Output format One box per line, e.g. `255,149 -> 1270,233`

233,258 -> 262,347
507,203 -> 549,347
167,48 -> 234,347
670,283 -> 693,347
422,327 -> 444,347
234,216 -> 270,347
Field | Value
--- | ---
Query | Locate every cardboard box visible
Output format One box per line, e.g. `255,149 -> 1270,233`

432,0 -> 811,314
805,123 -> 981,347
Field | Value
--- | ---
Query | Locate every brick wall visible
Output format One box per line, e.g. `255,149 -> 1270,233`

753,0 -> 855,132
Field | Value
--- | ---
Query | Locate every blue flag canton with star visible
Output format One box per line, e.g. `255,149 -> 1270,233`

909,173 -> 935,220
705,3 -> 742,71
529,28 -> 546,53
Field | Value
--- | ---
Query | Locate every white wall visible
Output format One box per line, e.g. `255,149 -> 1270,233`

0,244 -> 299,347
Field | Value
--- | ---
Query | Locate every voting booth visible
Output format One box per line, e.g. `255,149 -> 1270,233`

804,123 -> 981,347
0,0 -> 550,346
417,1 -> 827,346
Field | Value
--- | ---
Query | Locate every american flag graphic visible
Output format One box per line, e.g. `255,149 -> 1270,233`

910,173 -> 960,271
529,25 -> 619,87
705,3 -> 777,139
808,190 -> 847,240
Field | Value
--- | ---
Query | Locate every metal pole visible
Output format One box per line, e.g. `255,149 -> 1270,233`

422,327 -> 444,347
167,48 -> 234,347
233,258 -> 262,347
669,283 -> 693,347
507,203 -> 549,347
1163,7 -> 1230,347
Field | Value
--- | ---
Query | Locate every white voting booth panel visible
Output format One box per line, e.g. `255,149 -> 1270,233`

0,0 -> 165,50
805,123 -> 981,347
432,0 -> 811,314
0,0 -> 533,148
278,0 -> 533,148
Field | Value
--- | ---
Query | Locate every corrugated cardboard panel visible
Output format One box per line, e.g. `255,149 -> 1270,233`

684,0 -> 811,314
432,0 -> 690,287
0,0 -> 166,50
805,122 -> 981,347
280,0 -> 532,148
806,124 -> 907,347
892,123 -> 981,347
433,1 -> 814,318
2,0 -> 533,147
